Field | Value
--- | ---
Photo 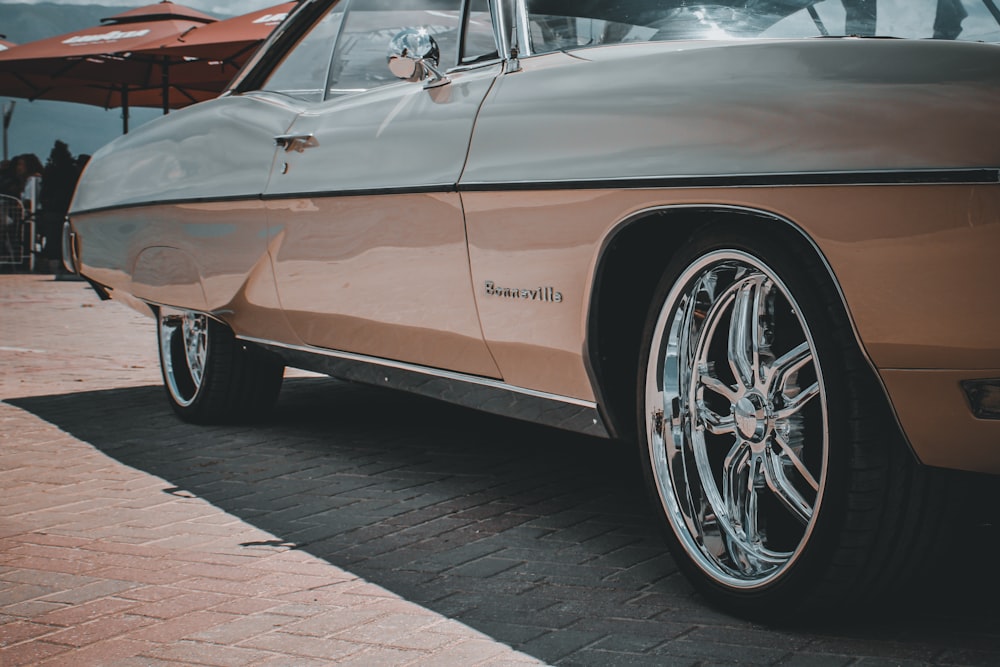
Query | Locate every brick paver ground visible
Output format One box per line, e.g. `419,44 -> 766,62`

2,274 -> 999,666
1,275 -> 542,666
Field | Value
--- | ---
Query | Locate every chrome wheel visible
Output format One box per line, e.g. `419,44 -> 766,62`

644,250 -> 828,590
156,306 -> 284,423
159,308 -> 208,407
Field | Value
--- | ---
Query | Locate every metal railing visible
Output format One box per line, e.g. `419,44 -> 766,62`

0,193 -> 33,270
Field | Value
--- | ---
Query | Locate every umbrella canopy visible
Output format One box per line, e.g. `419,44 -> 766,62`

0,40 -> 14,52
0,2 -> 217,85
146,2 -> 296,64
0,71 -> 218,110
0,1 -> 223,131
130,2 -> 297,95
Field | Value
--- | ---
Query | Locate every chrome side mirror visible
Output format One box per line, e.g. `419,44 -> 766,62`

387,28 -> 449,88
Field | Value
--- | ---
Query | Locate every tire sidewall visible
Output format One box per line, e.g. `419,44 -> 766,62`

636,226 -> 854,616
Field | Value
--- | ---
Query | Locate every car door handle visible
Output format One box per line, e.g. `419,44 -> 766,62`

274,133 -> 318,152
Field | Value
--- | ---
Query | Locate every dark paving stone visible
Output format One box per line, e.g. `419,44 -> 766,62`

10,377 -> 1000,666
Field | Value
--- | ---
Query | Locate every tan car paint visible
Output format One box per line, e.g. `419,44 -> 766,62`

264,66 -> 503,377
269,193 -> 501,378
68,36 -> 1000,472
882,369 -> 1000,474
464,184 -> 1000,473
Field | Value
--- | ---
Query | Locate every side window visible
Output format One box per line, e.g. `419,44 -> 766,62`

326,0 -> 463,98
461,0 -> 499,65
262,5 -> 347,102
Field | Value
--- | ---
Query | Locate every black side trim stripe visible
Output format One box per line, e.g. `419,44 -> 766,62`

243,338 -> 610,438
260,184 -> 456,201
71,193 -> 262,218
70,185 -> 456,218
69,169 -> 999,217
458,169 -> 1000,192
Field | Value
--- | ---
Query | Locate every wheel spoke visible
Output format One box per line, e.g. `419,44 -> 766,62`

742,456 -> 762,547
766,341 -> 812,395
727,281 -> 757,389
727,277 -> 773,390
775,381 -> 820,421
722,441 -> 752,540
182,316 -> 207,386
698,401 -> 736,435
722,450 -> 788,573
699,370 -> 737,403
763,441 -> 814,525
773,431 -> 820,493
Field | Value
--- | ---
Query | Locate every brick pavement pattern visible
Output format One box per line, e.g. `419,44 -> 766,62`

2,274 -> 999,666
1,275 -> 542,666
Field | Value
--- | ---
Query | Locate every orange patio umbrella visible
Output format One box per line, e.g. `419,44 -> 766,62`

0,1 -> 224,132
139,1 -> 297,82
0,71 -> 219,111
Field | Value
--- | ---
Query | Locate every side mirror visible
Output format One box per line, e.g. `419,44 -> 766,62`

387,28 -> 449,88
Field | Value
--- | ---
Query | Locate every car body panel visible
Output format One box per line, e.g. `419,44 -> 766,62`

72,198 -> 296,344
465,183 -> 1000,381
463,40 -> 1000,181
265,65 -> 502,376
67,3 -> 1000,474
269,191 -> 502,377
72,93 -> 299,213
70,92 -> 302,343
463,183 -> 1000,472
882,369 -> 1000,474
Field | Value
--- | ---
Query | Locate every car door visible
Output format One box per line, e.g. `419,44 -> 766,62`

262,0 -> 503,378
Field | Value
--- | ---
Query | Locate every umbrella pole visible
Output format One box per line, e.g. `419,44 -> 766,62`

122,85 -> 129,134
2,101 -> 14,161
161,57 -> 170,115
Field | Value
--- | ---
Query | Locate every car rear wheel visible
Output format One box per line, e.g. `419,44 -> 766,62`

638,227 -> 950,619
158,307 -> 284,423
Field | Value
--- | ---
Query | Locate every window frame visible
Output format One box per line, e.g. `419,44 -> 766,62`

231,0 -> 507,101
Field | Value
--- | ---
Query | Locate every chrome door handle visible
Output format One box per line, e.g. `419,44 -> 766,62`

274,133 -> 318,152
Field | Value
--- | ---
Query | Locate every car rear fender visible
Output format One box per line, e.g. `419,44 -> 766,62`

131,246 -> 208,313
586,204 -> 869,440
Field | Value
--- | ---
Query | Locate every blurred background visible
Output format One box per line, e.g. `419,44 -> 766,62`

1,0 -> 282,272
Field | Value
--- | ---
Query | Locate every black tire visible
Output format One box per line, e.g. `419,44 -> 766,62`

157,307 -> 284,424
637,224 -> 950,620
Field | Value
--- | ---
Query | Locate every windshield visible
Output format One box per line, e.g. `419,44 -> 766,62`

525,0 -> 1000,54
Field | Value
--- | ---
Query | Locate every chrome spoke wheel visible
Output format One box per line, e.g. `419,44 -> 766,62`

644,250 -> 828,589
159,308 -> 209,408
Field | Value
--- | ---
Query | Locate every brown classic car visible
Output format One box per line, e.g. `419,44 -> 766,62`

64,0 -> 1000,618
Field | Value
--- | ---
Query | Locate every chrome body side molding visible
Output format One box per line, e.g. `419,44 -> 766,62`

240,337 -> 610,438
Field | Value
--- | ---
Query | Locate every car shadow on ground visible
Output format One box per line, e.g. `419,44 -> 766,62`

9,377 -> 1000,666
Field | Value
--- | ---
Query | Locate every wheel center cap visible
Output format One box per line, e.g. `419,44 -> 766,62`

734,394 -> 768,442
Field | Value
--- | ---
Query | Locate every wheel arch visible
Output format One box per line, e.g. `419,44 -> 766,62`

585,203 -> 892,446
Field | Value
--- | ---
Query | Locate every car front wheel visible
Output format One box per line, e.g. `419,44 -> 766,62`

157,307 -> 284,423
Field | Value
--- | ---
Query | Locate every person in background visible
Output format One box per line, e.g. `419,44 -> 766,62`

14,153 -> 44,211
38,141 -> 77,264
0,158 -> 18,197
